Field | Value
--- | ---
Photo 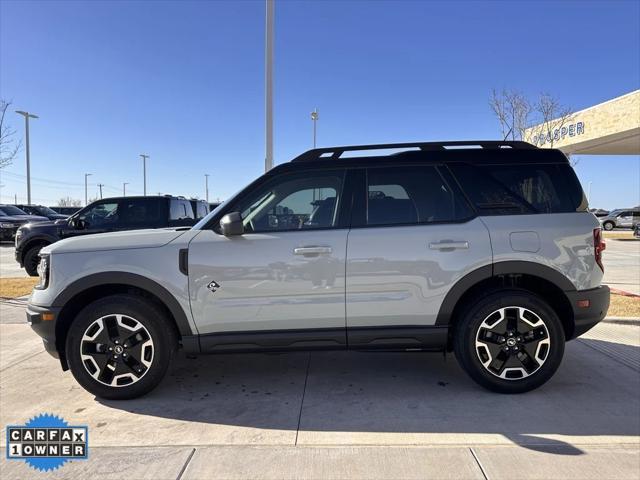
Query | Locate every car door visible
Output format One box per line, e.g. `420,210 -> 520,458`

618,211 -> 633,228
188,169 -> 349,352
345,165 -> 492,348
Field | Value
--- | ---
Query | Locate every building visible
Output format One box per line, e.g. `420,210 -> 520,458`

525,90 -> 640,155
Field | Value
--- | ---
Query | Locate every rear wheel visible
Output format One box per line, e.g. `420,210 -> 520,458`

24,244 -> 45,276
65,295 -> 177,399
454,290 -> 565,393
602,221 -> 614,231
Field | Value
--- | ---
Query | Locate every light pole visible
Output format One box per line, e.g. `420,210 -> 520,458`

264,0 -> 274,172
205,174 -> 210,203
84,173 -> 92,206
587,181 -> 592,204
97,183 -> 104,199
15,110 -> 39,205
311,108 -> 319,148
123,182 -> 129,196
140,154 -> 149,196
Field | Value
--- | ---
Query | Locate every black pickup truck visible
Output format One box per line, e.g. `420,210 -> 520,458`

15,195 -> 207,275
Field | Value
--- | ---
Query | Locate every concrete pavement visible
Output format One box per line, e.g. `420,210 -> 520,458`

0,243 -> 27,279
0,301 -> 638,479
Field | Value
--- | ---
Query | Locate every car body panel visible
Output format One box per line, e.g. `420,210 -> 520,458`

345,218 -> 492,328
479,212 -> 602,291
187,228 -> 348,334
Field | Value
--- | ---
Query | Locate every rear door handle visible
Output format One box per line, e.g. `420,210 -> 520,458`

293,246 -> 333,255
429,241 -> 469,251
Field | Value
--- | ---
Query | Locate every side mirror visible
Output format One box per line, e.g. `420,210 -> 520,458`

220,212 -> 244,236
73,219 -> 87,230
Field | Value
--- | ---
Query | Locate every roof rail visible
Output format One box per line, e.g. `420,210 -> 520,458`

291,140 -> 536,162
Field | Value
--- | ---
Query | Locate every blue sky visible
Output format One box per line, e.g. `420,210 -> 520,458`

0,0 -> 638,209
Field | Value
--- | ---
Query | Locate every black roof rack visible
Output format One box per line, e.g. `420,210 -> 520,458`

291,140 -> 536,163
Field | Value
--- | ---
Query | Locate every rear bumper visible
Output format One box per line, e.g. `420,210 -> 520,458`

27,304 -> 61,358
566,285 -> 610,339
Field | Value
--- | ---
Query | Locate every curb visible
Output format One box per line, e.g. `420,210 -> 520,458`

603,316 -> 640,326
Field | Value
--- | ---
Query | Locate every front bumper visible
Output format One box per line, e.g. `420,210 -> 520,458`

566,285 -> 610,339
27,304 -> 62,359
0,227 -> 18,241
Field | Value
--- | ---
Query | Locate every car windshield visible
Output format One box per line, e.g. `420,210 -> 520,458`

0,205 -> 28,215
35,205 -> 58,215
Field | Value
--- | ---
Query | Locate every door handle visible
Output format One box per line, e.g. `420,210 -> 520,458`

293,246 -> 333,255
429,241 -> 469,251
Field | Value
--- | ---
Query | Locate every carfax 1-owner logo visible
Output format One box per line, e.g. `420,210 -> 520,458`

6,413 -> 89,472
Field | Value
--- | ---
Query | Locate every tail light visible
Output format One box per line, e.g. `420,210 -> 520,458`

593,228 -> 606,272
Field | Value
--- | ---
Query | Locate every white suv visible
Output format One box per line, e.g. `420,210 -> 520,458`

27,141 -> 610,399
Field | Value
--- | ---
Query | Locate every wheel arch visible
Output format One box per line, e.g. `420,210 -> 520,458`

438,261 -> 576,349
19,235 -> 56,263
53,272 -> 194,368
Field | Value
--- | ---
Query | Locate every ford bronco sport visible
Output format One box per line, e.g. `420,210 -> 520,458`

27,141 -> 610,399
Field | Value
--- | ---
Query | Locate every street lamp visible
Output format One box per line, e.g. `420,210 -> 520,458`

84,173 -> 92,206
205,174 -> 210,203
123,182 -> 129,196
264,0 -> 274,172
140,154 -> 149,196
311,108 -> 319,148
15,110 -> 39,205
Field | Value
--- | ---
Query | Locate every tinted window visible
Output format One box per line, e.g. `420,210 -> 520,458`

77,201 -> 119,228
365,166 -> 472,226
170,199 -> 195,221
233,171 -> 344,232
450,163 -> 585,215
119,198 -> 163,228
193,202 -> 209,219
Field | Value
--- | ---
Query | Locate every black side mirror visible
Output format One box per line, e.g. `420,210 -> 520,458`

220,212 -> 244,236
72,219 -> 87,230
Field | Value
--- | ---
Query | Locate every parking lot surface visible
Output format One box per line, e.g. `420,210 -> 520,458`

0,300 -> 638,479
0,243 -> 26,278
602,236 -> 640,295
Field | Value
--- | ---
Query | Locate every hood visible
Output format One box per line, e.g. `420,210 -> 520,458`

0,216 -> 28,224
14,215 -> 49,223
43,228 -> 190,254
18,219 -> 60,231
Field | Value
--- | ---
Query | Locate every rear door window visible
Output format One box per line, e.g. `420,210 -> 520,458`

450,163 -> 585,215
170,199 -> 195,225
119,198 -> 163,228
365,166 -> 472,226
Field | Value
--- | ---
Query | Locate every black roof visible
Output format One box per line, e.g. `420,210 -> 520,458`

272,140 -> 568,173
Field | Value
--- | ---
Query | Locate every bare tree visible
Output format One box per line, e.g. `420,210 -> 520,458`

489,89 -> 532,141
526,93 -> 574,148
57,196 -> 82,207
0,99 -> 22,169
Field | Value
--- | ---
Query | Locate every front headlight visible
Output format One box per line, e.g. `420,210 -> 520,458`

36,254 -> 50,290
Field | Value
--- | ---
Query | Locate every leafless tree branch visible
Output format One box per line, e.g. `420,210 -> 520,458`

0,99 -> 22,169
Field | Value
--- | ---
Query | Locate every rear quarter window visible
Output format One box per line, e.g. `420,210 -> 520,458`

170,199 -> 195,221
450,163 -> 586,215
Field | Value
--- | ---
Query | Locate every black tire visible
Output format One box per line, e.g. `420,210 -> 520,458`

602,221 -> 615,231
453,289 -> 565,394
65,294 -> 177,400
24,245 -> 45,277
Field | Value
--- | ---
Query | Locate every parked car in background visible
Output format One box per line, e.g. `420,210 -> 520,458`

589,208 -> 609,217
0,205 -> 48,241
26,140 -> 609,399
209,202 -> 222,211
14,204 -> 69,220
190,199 -> 210,220
51,206 -> 82,216
598,208 -> 640,230
634,223 -> 640,239
15,195 -> 199,276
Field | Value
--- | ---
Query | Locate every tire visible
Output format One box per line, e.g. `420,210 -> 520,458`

65,294 -> 177,400
24,245 -> 45,277
453,289 -> 565,394
602,221 -> 614,231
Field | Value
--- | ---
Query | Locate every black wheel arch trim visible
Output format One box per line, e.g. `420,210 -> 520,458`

18,235 -> 57,258
51,272 -> 194,337
436,261 -> 576,326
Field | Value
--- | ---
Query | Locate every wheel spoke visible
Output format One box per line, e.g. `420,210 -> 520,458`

123,329 -> 150,349
104,316 -> 121,341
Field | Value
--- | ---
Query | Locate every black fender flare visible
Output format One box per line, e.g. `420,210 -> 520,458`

435,261 -> 575,326
19,234 -> 58,260
52,272 -> 194,336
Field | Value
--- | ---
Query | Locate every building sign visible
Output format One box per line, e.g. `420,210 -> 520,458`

532,121 -> 585,146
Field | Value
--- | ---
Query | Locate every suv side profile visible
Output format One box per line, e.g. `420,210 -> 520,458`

15,195 -> 198,276
27,141 -> 610,399
599,208 -> 640,230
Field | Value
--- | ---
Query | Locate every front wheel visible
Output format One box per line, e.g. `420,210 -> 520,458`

24,244 -> 46,276
65,294 -> 177,399
454,290 -> 565,394
602,221 -> 615,231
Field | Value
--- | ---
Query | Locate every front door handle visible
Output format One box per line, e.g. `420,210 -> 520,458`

293,246 -> 333,256
429,241 -> 469,251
